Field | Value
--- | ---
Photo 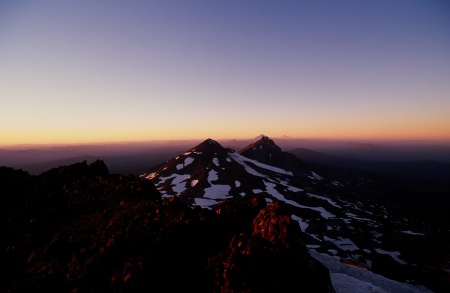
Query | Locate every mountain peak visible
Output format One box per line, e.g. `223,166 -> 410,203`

253,134 -> 268,140
206,138 -> 219,145
239,136 -> 307,174
189,138 -> 227,156
240,136 -> 281,154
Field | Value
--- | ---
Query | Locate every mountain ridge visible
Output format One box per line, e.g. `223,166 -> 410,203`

140,137 -> 449,292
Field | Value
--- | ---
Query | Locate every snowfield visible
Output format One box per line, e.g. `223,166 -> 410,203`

310,251 -> 432,293
229,152 -> 294,176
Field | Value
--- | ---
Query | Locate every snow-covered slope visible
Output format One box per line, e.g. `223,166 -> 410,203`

141,137 -> 442,292
310,250 -> 432,293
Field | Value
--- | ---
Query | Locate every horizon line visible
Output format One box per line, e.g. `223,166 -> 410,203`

2,135 -> 450,149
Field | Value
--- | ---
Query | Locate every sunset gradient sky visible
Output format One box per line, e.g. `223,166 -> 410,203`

1,1 -> 450,146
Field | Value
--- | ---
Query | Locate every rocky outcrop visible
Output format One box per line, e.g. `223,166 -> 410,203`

209,201 -> 335,293
2,160 -> 334,292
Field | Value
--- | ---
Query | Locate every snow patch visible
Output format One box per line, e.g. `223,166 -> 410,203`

161,193 -> 172,199
156,174 -> 176,185
328,249 -> 339,256
230,153 -> 293,176
375,249 -> 407,265
204,184 -> 232,200
207,170 -> 218,182
278,179 -> 289,185
309,171 -> 323,180
184,157 -> 194,167
332,181 -> 344,187
193,198 -> 219,209
331,273 -> 387,293
401,230 -> 425,236
324,236 -> 359,251
171,174 -> 191,194
372,231 -> 383,238
291,214 -> 309,232
310,250 -> 432,293
230,153 -> 265,177
307,193 -> 340,208
287,185 -> 304,193
345,212 -> 377,224
176,156 -> 195,170
264,181 -> 335,219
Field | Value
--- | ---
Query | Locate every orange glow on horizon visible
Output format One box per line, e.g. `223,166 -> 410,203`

1,125 -> 449,147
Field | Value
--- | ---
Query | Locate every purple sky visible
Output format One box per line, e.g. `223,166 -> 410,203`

1,1 -> 449,145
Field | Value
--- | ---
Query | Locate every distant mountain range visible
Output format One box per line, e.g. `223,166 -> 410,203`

288,147 -> 450,182
2,137 -> 450,178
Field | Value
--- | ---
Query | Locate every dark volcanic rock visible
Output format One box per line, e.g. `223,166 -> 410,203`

2,161 -> 335,292
1,160 -> 161,292
209,201 -> 334,293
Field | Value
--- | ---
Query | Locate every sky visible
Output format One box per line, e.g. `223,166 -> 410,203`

1,0 -> 450,146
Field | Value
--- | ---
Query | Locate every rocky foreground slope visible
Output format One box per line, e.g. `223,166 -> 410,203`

1,160 -> 334,292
